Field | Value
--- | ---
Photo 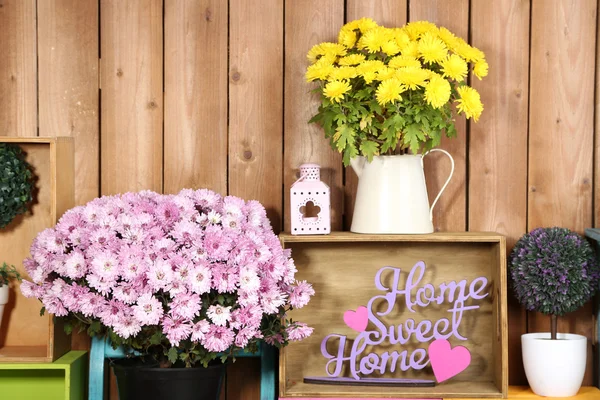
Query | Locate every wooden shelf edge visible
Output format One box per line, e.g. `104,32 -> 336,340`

0,136 -> 72,144
280,231 -> 504,243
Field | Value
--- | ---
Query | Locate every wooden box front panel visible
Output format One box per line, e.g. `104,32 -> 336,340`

280,233 -> 507,398
0,138 -> 73,362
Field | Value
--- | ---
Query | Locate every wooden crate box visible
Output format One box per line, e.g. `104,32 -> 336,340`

279,232 -> 508,399
0,137 -> 74,362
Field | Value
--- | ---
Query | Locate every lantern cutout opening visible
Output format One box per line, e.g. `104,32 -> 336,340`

291,164 -> 331,235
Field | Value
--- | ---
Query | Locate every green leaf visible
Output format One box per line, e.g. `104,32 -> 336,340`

39,306 -> 46,317
334,124 -> 355,153
167,347 -> 178,364
342,144 -> 359,167
149,331 -> 163,345
359,140 -> 379,162
403,124 -> 426,154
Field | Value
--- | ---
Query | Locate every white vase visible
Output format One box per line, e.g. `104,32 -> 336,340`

521,332 -> 587,397
349,151 -> 454,234
0,284 -> 8,326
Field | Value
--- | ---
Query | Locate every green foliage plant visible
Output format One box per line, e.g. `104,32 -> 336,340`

0,143 -> 33,228
509,227 -> 600,339
0,262 -> 21,288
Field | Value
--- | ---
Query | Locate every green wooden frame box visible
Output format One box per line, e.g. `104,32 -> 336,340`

279,232 -> 508,399
0,137 -> 74,362
0,350 -> 87,400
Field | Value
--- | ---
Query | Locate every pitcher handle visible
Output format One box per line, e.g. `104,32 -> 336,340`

423,149 -> 455,221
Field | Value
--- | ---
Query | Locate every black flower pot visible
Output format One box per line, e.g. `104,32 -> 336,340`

111,358 -> 226,400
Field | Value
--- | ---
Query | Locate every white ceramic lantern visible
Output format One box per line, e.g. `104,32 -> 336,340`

290,164 -> 330,235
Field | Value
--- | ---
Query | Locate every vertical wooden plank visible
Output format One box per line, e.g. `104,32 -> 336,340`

229,0 -> 284,230
469,0 -> 530,385
344,0 -> 408,230
100,0 -> 163,195
283,0 -> 344,232
164,0 -> 228,195
37,0 -> 99,209
409,0 -> 468,232
528,0 -> 596,386
0,0 -> 37,137
228,1 -> 283,397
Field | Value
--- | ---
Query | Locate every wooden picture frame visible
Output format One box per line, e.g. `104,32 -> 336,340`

0,137 -> 74,362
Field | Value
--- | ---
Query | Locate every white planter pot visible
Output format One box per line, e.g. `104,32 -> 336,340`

522,332 -> 587,397
0,284 -> 8,326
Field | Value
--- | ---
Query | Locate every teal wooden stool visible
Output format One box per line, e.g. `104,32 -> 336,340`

88,336 -> 277,400
584,228 -> 600,388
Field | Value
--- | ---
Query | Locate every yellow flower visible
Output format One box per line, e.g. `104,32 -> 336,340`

389,55 -> 422,69
400,40 -> 420,58
358,26 -> 392,53
382,40 -> 401,56
357,60 -> 384,83
437,27 -> 460,51
393,28 -> 412,49
456,86 -> 484,121
418,32 -> 447,64
338,53 -> 366,66
307,42 -> 347,63
328,66 -> 358,81
473,59 -> 489,79
356,17 -> 378,33
405,21 -> 438,40
454,39 -> 484,63
305,59 -> 335,82
376,78 -> 405,106
338,26 -> 358,48
441,54 -> 468,81
424,74 -> 451,109
376,66 -> 396,81
323,80 -> 352,103
395,67 -> 429,89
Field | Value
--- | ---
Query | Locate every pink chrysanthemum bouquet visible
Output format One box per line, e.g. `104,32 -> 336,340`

21,189 -> 314,367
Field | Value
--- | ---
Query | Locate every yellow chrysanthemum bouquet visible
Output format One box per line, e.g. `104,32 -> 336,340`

306,19 -> 487,165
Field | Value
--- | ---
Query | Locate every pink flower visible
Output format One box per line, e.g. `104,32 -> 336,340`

90,251 -> 119,279
170,292 -> 201,320
211,264 -> 238,293
286,323 -> 314,341
264,334 -> 283,346
113,313 -> 142,339
146,259 -> 173,291
79,292 -> 106,317
289,281 -> 315,309
206,305 -> 232,326
99,300 -> 128,327
260,288 -> 287,314
201,325 -> 234,352
20,280 -> 44,299
64,251 -> 87,279
133,293 -> 164,325
162,316 -> 192,347
235,326 -> 260,348
42,293 -> 68,317
191,320 -> 210,341
112,282 -> 141,305
189,264 -> 212,295
204,226 -> 233,261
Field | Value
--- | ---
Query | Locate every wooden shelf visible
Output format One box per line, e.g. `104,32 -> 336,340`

0,137 -> 74,362
449,386 -> 600,400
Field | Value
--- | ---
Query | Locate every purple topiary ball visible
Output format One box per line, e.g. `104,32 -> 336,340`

509,227 -> 600,316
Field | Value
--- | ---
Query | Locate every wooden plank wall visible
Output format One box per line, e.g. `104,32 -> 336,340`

1,0 -> 599,396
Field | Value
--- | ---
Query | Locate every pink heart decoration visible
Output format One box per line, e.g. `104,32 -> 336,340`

428,339 -> 471,383
343,306 -> 368,332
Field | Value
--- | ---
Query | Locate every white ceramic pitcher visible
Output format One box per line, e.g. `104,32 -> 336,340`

349,150 -> 454,234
